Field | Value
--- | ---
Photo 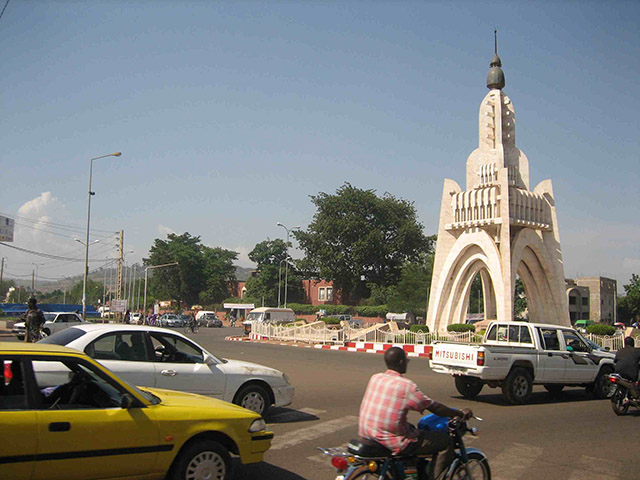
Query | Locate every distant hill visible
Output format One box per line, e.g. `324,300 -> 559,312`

234,266 -> 254,281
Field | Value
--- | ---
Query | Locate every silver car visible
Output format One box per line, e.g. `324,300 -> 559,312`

158,314 -> 183,328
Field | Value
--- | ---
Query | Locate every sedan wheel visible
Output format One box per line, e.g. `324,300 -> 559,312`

170,440 -> 231,480
235,384 -> 269,416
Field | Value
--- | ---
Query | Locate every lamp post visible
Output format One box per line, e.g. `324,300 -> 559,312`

143,262 -> 178,320
31,262 -> 43,294
276,222 -> 300,308
277,257 -> 291,308
82,152 -> 122,320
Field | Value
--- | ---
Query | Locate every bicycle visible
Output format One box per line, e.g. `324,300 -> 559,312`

184,322 -> 199,334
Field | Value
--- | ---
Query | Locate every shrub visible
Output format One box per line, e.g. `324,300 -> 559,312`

586,324 -> 616,336
287,303 -> 318,315
355,305 -> 388,317
447,323 -> 476,333
321,317 -> 342,325
410,325 -> 429,333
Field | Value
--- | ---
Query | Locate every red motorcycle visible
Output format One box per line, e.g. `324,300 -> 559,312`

608,373 -> 640,415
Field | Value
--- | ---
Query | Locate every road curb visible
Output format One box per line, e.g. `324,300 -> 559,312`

225,335 -> 431,358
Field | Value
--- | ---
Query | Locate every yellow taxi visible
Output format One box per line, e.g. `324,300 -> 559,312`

0,342 -> 274,480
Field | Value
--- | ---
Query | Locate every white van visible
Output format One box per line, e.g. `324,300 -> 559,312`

195,310 -> 217,321
243,307 -> 295,334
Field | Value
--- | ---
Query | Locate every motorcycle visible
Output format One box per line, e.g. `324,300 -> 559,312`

609,373 -> 640,415
319,415 -> 490,480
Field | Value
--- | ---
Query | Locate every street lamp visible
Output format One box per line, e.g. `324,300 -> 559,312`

31,262 -> 43,293
276,222 -> 300,308
277,257 -> 291,308
143,262 -> 178,320
82,152 -> 122,320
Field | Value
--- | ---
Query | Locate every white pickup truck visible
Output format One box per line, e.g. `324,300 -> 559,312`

429,321 -> 615,404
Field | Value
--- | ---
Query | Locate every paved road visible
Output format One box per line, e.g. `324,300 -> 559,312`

7,326 -> 637,479
190,327 -> 640,480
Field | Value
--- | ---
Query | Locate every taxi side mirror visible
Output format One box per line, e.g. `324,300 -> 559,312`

120,393 -> 134,409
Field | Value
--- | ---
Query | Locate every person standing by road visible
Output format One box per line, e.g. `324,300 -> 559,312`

359,347 -> 472,480
24,297 -> 46,343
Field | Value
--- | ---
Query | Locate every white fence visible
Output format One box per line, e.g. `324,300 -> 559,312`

249,321 -> 633,352
250,321 -> 482,345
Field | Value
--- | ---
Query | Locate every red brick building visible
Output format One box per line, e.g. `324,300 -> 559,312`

231,279 -> 340,306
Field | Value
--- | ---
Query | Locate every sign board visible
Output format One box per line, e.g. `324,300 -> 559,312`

110,299 -> 128,313
223,303 -> 255,310
0,216 -> 15,242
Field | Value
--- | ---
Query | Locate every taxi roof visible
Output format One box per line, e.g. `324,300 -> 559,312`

0,342 -> 82,355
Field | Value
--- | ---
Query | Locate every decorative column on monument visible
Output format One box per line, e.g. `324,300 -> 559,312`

426,46 -> 569,332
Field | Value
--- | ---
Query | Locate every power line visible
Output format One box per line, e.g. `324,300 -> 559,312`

0,0 -> 10,22
0,212 -> 119,237
0,242 -> 109,262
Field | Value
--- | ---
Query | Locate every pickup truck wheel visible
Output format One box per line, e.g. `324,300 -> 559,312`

592,366 -> 615,399
543,384 -> 564,396
502,367 -> 532,405
455,376 -> 484,399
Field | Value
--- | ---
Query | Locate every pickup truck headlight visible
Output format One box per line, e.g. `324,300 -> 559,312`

249,419 -> 266,433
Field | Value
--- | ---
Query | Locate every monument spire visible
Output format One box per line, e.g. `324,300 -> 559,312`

487,30 -> 505,90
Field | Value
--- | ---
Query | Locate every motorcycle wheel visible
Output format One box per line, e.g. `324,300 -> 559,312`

448,452 -> 491,480
611,388 -> 629,416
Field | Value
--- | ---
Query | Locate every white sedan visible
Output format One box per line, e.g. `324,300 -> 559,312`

40,324 -> 294,416
12,311 -> 85,340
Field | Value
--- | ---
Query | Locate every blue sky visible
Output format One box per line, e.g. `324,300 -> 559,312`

1,1 -> 638,292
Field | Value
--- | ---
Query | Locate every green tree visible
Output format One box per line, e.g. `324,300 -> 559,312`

245,239 -> 303,306
295,183 -> 430,304
514,277 -> 528,320
385,251 -> 435,317
618,274 -> 640,323
0,279 -> 16,301
68,279 -> 104,306
7,286 -> 27,303
199,247 -> 238,305
145,233 -> 205,307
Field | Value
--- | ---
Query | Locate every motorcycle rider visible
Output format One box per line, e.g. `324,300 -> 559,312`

614,337 -> 640,383
359,346 -> 472,480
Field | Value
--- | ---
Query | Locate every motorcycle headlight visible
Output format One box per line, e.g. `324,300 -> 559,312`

249,419 -> 266,433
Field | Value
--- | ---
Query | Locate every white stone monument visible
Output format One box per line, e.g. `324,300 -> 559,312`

426,50 -> 570,332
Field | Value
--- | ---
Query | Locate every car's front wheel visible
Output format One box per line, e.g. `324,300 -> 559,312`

169,439 -> 232,480
234,384 -> 270,416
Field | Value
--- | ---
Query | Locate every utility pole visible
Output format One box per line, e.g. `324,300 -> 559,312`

116,230 -> 124,299
0,257 -> 4,300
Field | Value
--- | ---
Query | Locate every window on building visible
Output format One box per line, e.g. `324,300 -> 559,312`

569,296 -> 577,305
327,287 -> 333,301
318,288 -> 326,301
581,297 -> 588,306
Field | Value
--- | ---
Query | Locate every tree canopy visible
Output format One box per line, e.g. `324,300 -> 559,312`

618,274 -> 640,323
145,233 -> 237,307
295,183 -> 431,303
245,239 -> 303,306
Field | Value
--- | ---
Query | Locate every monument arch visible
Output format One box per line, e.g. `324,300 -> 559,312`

427,49 -> 569,332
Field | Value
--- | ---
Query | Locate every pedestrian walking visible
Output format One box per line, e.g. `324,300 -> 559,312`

24,297 -> 46,343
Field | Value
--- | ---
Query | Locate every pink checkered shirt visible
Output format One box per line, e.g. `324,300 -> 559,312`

358,369 -> 433,454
